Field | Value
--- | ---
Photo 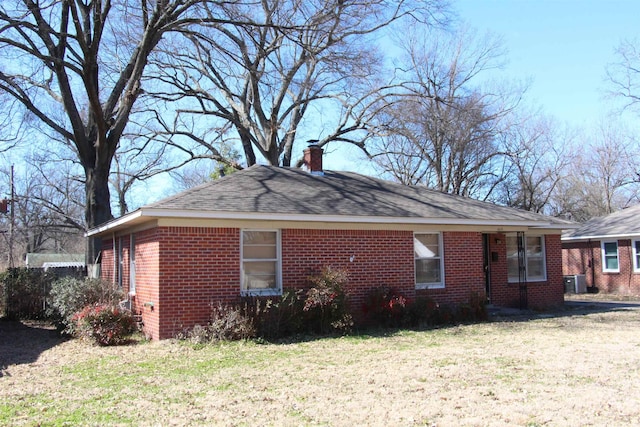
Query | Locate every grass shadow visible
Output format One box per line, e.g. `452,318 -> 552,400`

0,319 -> 66,377
0,319 -> 67,377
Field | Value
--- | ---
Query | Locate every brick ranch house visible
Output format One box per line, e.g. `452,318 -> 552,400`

562,204 -> 640,295
88,146 -> 575,340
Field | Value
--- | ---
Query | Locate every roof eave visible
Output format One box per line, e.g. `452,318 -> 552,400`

87,208 -> 574,236
85,210 -> 144,237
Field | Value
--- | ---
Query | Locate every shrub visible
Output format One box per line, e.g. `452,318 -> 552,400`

244,267 -> 354,339
303,266 -> 352,334
73,303 -> 136,346
208,302 -> 256,341
406,296 -> 439,327
366,291 -> 488,329
243,289 -> 305,339
178,303 -> 256,343
0,268 -> 55,320
48,277 -> 124,334
459,292 -> 488,322
363,286 -> 409,327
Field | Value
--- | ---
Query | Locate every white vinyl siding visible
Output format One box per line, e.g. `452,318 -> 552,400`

414,233 -> 444,289
241,230 -> 281,295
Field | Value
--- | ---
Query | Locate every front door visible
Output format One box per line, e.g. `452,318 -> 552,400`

482,234 -> 491,303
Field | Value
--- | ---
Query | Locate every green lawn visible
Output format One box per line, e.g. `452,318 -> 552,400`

2,306 -> 640,426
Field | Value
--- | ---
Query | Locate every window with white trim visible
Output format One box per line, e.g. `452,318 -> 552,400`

506,234 -> 546,282
129,234 -> 136,295
602,241 -> 619,273
241,230 -> 281,295
633,240 -> 640,272
414,233 -> 444,289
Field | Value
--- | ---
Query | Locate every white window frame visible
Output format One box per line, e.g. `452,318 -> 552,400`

633,240 -> 640,273
506,233 -> 547,283
601,240 -> 620,273
414,232 -> 445,290
129,234 -> 136,296
240,229 -> 282,296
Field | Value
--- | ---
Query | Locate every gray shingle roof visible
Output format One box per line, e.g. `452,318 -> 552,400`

143,165 -> 572,226
562,204 -> 640,240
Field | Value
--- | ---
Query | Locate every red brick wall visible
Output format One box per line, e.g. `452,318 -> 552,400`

562,241 -> 594,286
100,235 -> 130,292
563,239 -> 640,295
281,229 -> 415,312
132,229 -> 161,339
101,230 -> 161,339
417,232 -> 486,305
101,239 -> 115,284
156,227 -> 241,339
102,227 -> 565,339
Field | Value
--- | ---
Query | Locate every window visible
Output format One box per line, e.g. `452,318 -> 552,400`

633,240 -> 640,272
602,241 -> 619,273
241,230 -> 281,295
506,234 -> 546,282
129,235 -> 136,295
414,233 -> 444,289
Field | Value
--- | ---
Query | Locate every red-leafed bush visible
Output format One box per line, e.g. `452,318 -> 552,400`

72,304 -> 136,346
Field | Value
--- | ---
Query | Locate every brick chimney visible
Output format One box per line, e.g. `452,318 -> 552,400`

303,143 -> 324,176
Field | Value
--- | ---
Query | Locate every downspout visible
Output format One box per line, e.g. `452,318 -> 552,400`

112,233 -> 117,285
628,239 -> 633,291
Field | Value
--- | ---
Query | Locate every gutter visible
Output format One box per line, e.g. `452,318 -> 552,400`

562,232 -> 640,242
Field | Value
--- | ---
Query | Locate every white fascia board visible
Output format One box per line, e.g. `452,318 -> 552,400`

86,207 -> 573,236
141,208 -> 571,228
562,233 -> 640,242
85,210 -> 144,237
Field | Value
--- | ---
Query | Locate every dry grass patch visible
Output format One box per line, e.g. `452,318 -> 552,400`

2,308 -> 640,426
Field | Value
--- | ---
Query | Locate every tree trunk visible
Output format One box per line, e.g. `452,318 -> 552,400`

85,163 -> 113,266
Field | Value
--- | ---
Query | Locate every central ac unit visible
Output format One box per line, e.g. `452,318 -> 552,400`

564,274 -> 587,294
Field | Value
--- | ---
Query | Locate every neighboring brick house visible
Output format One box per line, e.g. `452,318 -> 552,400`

88,146 -> 574,340
562,205 -> 640,295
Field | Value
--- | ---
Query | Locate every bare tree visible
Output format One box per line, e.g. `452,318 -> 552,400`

497,113 -> 576,213
589,122 -> 640,213
148,0 -> 449,168
606,38 -> 640,112
0,160 -> 85,269
548,120 -> 640,221
109,133 -> 175,216
0,0 -> 216,263
370,26 -> 522,199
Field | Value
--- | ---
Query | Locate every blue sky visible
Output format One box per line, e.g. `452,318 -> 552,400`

326,1 -> 640,173
455,0 -> 639,126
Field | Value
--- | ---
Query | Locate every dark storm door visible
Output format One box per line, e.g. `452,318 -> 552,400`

482,234 -> 491,303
